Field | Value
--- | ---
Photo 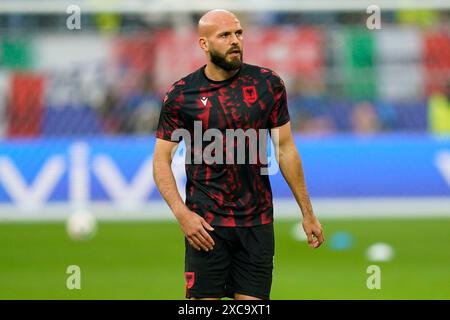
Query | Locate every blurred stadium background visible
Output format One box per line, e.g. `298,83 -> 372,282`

0,0 -> 449,299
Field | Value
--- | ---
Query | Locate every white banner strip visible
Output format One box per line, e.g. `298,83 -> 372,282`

0,198 -> 449,222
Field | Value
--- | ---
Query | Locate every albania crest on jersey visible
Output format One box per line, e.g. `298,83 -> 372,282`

243,86 -> 257,104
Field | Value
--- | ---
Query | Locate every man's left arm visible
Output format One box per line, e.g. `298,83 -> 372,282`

271,121 -> 325,248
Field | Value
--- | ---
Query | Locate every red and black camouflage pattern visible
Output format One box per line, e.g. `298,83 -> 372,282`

156,63 -> 290,227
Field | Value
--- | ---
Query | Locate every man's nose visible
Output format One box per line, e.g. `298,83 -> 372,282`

230,33 -> 240,45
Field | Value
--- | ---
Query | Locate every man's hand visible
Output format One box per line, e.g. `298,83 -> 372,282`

302,215 -> 324,249
177,209 -> 215,252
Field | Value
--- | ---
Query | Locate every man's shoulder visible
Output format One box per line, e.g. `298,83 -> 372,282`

242,63 -> 285,90
243,63 -> 284,83
165,66 -> 204,97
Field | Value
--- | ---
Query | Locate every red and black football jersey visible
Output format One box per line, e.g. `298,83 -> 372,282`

156,63 -> 290,227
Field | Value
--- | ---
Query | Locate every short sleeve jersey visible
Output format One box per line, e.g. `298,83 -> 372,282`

156,63 -> 290,227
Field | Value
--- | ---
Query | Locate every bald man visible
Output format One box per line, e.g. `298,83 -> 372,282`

153,9 -> 324,300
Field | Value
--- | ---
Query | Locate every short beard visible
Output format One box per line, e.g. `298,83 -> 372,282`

210,48 -> 243,72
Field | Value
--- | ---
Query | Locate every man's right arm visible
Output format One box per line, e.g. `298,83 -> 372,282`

153,138 -> 215,252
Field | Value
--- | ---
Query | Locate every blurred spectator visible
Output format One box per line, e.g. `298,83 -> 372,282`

428,80 -> 450,134
351,101 -> 381,134
301,115 -> 336,135
99,72 -> 161,135
374,100 -> 398,132
122,73 -> 161,134
287,77 -> 308,131
129,91 -> 161,133
288,77 -> 334,135
99,85 -> 122,134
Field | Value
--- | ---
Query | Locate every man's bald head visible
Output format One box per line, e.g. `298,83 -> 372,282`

198,9 -> 243,72
198,9 -> 240,38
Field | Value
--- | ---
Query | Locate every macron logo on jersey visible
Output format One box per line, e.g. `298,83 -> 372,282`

200,97 -> 208,106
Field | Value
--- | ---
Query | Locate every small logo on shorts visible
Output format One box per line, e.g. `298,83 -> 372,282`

185,272 -> 195,289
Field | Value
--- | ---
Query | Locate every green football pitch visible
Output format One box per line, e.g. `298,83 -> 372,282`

0,218 -> 449,299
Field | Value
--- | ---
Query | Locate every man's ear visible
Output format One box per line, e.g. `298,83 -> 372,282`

199,37 -> 208,52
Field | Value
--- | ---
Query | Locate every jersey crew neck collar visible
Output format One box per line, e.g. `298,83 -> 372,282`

201,64 -> 242,84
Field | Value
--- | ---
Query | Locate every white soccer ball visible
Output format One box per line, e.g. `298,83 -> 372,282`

66,210 -> 97,241
366,243 -> 394,262
291,222 -> 308,241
